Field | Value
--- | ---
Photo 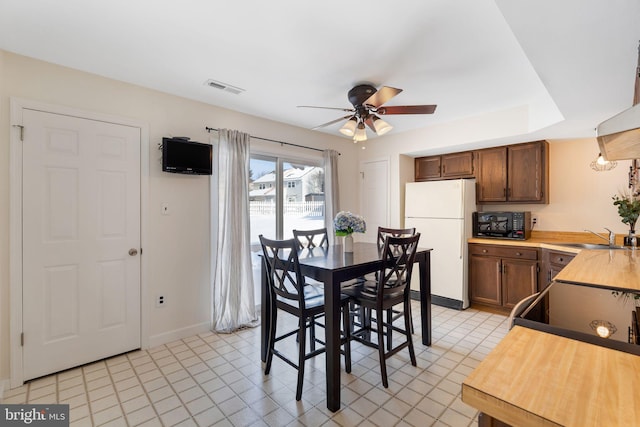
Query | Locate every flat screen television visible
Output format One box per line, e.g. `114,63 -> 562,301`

162,137 -> 212,175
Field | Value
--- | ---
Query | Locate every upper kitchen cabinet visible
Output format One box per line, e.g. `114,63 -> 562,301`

476,141 -> 549,204
415,151 -> 475,181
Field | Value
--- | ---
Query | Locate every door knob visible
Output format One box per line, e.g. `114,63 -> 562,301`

129,248 -> 138,256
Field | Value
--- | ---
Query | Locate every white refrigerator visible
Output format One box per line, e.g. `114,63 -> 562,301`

405,179 -> 476,309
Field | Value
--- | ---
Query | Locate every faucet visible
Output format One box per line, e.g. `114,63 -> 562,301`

584,228 -> 616,247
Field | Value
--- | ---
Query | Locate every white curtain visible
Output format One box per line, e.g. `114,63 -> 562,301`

323,149 -> 340,245
212,129 -> 259,332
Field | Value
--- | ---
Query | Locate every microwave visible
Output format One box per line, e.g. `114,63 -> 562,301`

472,211 -> 531,240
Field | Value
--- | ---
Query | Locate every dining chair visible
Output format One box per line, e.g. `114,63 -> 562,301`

292,227 -> 329,250
343,233 -> 420,388
374,227 -> 417,349
259,235 -> 352,401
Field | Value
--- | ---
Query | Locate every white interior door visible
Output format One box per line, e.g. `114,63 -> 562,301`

360,159 -> 389,243
22,109 -> 141,381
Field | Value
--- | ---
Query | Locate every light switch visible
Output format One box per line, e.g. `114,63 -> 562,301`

161,203 -> 170,215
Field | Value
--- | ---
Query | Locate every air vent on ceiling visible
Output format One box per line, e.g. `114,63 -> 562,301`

204,79 -> 245,95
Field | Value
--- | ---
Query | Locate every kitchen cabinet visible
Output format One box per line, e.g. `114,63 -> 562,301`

415,151 -> 474,181
542,248 -> 575,289
469,243 -> 539,311
476,141 -> 548,204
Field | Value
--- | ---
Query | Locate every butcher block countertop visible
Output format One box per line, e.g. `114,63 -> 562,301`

463,231 -> 640,426
462,326 -> 640,427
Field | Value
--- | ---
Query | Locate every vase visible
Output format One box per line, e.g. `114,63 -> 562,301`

624,230 -> 637,248
343,234 -> 354,253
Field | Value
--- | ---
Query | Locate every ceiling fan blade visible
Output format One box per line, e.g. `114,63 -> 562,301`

363,86 -> 402,108
311,115 -> 353,130
298,105 -> 354,113
377,105 -> 437,115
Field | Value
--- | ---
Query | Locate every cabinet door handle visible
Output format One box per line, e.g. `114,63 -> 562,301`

559,257 -> 564,262
515,252 -> 522,256
482,249 -> 488,253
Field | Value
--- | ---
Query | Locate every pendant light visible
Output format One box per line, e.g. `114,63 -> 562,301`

590,153 -> 617,171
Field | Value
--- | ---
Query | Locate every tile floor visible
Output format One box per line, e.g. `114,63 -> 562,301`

1,303 -> 509,426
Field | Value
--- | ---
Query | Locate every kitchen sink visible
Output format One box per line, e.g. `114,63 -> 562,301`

556,242 -> 629,250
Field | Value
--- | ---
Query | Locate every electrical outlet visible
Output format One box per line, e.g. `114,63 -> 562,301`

156,295 -> 166,308
532,216 -> 538,228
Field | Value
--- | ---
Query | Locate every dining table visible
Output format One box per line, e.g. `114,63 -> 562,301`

260,241 -> 433,412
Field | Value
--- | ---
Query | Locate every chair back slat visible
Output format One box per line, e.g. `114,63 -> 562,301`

377,226 -> 416,247
292,228 -> 329,250
377,234 -> 421,298
259,235 -> 306,303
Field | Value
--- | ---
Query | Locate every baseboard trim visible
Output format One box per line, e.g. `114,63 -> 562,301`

0,378 -> 9,400
410,290 -> 465,310
147,321 -> 212,348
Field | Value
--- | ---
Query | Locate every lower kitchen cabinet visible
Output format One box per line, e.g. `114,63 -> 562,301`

542,248 -> 576,289
469,243 -> 539,311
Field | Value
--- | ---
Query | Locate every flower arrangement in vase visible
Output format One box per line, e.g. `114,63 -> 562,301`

612,192 -> 640,246
334,211 -> 366,252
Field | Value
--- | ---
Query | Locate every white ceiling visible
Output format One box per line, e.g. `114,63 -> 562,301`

1,0 -> 639,151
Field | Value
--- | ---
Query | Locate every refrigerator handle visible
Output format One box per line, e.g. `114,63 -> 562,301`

459,219 -> 464,259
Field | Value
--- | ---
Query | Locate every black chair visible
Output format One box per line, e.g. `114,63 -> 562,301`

373,227 -> 417,348
259,235 -> 351,401
377,226 -> 416,246
343,233 -> 420,388
292,227 -> 329,250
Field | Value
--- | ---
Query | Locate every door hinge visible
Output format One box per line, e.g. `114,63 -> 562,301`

13,125 -> 24,142
140,247 -> 143,255
20,332 -> 24,346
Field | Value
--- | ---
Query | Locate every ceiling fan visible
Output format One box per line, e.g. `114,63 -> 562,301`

298,84 -> 437,143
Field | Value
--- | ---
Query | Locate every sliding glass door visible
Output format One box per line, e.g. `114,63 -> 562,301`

249,154 -> 325,296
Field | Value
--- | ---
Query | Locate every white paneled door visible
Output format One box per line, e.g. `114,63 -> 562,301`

360,159 -> 389,243
22,109 -> 141,381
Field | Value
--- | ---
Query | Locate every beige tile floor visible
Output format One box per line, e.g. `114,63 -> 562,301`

1,303 -> 509,426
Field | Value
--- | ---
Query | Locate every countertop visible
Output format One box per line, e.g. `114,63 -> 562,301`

469,229 -> 630,254
463,233 -> 640,426
462,326 -> 640,427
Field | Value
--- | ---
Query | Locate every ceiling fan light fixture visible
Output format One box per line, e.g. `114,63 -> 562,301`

353,122 -> 367,142
371,115 -> 393,135
339,117 -> 358,136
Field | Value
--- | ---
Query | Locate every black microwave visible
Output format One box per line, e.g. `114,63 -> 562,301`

472,211 -> 531,240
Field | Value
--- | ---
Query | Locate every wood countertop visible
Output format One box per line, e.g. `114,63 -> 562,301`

554,248 -> 640,292
464,232 -> 640,426
462,326 -> 640,427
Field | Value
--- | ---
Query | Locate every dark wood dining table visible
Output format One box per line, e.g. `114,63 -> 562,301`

260,241 -> 433,412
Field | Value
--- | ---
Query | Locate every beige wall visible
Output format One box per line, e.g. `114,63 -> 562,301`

0,50 -> 361,384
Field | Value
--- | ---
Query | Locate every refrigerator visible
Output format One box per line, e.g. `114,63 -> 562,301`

405,179 -> 476,309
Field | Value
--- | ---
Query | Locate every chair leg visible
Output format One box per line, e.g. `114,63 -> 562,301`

342,303 -> 352,373
265,306 -> 277,375
408,302 -> 414,334
405,299 -> 416,366
310,316 -> 316,352
376,308 -> 389,388
296,316 -> 307,401
386,309 -> 393,351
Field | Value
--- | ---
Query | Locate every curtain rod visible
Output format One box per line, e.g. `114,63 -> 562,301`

205,127 -> 339,155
